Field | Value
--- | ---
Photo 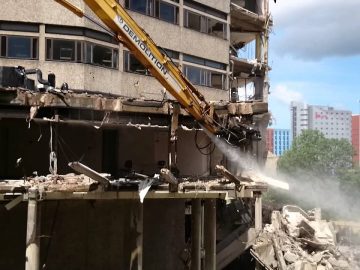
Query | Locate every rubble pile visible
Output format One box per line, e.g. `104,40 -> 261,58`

0,174 -> 97,193
252,205 -> 360,270
28,173 -> 97,192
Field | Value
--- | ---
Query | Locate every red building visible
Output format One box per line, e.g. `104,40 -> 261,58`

352,115 -> 360,166
266,128 -> 274,154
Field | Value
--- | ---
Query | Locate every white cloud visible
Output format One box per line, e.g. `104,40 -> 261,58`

271,84 -> 304,105
270,0 -> 360,60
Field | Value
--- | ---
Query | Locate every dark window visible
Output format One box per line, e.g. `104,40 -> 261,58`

126,0 -> 179,24
1,36 -> 7,57
132,0 -> 147,14
0,21 -> 39,32
52,39 -> 76,61
159,1 -> 177,23
0,35 -> 38,59
8,36 -> 31,58
186,11 -> 201,31
161,48 -> 179,59
124,51 -> 149,75
184,10 -> 226,39
46,25 -> 116,44
93,44 -> 113,67
46,38 -> 118,69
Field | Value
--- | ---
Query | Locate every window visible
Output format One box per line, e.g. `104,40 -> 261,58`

0,35 -> 38,59
184,10 -> 226,39
183,65 -> 225,89
161,48 -> 179,60
124,50 -> 149,75
86,43 -> 118,68
125,0 -> 179,24
46,38 -> 118,69
124,49 -> 179,75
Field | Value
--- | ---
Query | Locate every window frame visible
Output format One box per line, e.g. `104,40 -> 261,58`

183,64 -> 226,90
0,35 -> 38,60
46,38 -> 119,69
183,9 -> 227,39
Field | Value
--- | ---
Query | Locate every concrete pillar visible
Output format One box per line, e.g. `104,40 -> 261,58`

38,24 -> 45,62
136,203 -> 143,270
204,199 -> 216,270
255,34 -> 262,62
254,193 -> 262,233
25,188 -> 40,270
191,199 -> 201,270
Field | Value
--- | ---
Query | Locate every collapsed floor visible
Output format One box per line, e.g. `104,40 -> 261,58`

252,205 -> 360,270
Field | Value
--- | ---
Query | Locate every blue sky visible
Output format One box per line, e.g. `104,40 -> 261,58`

268,0 -> 360,129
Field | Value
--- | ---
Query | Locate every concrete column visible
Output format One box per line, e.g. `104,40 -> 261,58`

204,199 -> 216,270
191,199 -> 201,270
136,203 -> 143,270
255,34 -> 262,62
25,188 -> 40,270
179,0 -> 184,27
254,193 -> 262,233
38,24 -> 45,62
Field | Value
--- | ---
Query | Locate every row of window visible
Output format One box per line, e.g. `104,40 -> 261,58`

1,34 -> 226,89
0,35 -> 119,69
124,0 -> 227,39
124,51 -> 226,89
46,39 -> 119,69
125,0 -> 179,24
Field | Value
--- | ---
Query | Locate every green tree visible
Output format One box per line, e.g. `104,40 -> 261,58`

277,130 -> 354,176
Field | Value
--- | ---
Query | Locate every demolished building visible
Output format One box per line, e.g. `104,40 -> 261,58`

0,0 -> 272,269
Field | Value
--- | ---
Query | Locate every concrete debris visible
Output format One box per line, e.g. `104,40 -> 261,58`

68,161 -> 110,186
252,205 -> 360,270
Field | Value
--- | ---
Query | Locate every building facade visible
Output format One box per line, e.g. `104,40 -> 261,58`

352,115 -> 360,166
291,102 -> 352,141
266,128 -> 291,156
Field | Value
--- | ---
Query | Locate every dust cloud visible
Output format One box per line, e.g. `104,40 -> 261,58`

206,131 -> 360,220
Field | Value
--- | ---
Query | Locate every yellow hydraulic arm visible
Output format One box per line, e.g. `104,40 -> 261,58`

54,0 -> 261,145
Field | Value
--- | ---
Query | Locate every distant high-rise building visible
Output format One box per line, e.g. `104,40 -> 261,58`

290,101 -> 308,139
266,128 -> 274,154
291,102 -> 352,141
266,128 -> 291,156
352,115 -> 360,166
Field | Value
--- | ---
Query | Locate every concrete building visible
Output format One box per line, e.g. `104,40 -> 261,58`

352,115 -> 360,166
291,101 -> 352,141
266,128 -> 291,156
0,0 -> 272,269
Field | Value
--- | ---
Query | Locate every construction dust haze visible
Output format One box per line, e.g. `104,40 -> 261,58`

207,131 -> 360,220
